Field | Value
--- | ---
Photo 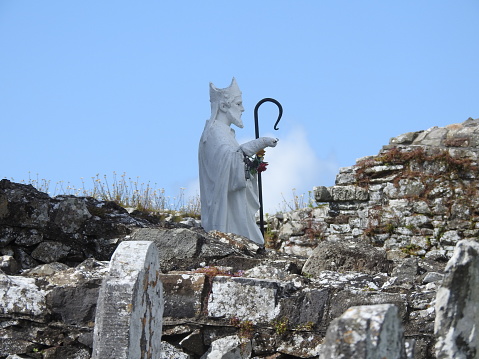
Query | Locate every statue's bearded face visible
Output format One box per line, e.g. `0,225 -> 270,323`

226,96 -> 244,128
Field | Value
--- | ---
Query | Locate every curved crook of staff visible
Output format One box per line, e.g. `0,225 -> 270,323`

254,98 -> 283,139
254,98 -> 283,239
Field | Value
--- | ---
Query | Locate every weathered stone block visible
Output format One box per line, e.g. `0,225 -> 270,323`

439,230 -> 461,246
23,261 -> 70,276
331,185 -> 369,201
390,131 -> 421,145
364,164 -> 404,176
243,264 -> 293,281
31,241 -> 71,263
327,290 -> 408,329
160,272 -> 206,320
412,200 -> 432,215
92,241 -> 163,359
46,284 -> 101,326
384,179 -> 426,199
435,240 -> 479,359
422,271 -> 444,284
390,257 -> 418,288
329,223 -> 351,234
278,221 -> 307,240
206,274 -> 330,333
10,228 -> 44,246
0,255 -> 20,274
413,127 -> 447,146
207,276 -> 281,323
51,197 -> 91,233
130,228 -> 198,260
0,180 -> 50,228
320,304 -> 406,359
201,335 -> 251,359
277,287 -> 329,328
314,186 -> 332,202
403,214 -> 430,229
0,226 -> 15,247
0,271 -> 48,319
302,241 -> 391,276
335,171 -> 356,185
129,228 -> 233,272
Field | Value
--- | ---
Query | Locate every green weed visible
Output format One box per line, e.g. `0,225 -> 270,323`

230,317 -> 255,339
272,317 -> 289,335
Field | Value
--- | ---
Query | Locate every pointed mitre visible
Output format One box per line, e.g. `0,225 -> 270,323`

209,77 -> 242,104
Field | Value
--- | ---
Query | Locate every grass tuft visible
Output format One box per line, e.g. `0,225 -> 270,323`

10,172 -> 201,217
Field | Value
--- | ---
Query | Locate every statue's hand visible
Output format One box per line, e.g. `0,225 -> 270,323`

264,137 -> 279,148
240,137 -> 279,156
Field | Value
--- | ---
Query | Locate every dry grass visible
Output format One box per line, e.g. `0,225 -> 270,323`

12,172 -> 201,217
276,189 -> 315,213
12,173 -> 315,218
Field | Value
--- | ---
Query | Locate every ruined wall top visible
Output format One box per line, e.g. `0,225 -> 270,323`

388,117 -> 479,149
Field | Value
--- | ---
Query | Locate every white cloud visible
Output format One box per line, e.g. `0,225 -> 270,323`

260,126 -> 339,213
184,177 -> 200,203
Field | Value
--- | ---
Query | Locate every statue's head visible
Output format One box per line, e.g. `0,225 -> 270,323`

209,78 -> 244,128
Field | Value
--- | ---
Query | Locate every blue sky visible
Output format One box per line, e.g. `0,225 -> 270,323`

1,1 -> 478,213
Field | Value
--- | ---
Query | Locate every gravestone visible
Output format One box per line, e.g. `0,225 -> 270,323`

320,304 -> 406,359
92,241 -> 163,359
435,240 -> 479,359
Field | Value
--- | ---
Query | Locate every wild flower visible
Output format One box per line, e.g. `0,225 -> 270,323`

245,150 -> 269,175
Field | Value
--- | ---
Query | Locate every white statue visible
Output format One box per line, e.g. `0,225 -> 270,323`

198,78 -> 278,245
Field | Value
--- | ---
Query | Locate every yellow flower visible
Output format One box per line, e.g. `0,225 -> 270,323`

256,149 -> 266,158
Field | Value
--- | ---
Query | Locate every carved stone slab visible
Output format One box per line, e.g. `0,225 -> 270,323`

435,240 -> 479,359
92,241 -> 163,359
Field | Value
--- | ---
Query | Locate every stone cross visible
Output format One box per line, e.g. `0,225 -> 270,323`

92,241 -> 163,359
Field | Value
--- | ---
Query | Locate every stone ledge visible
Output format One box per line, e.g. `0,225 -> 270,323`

315,185 -> 369,202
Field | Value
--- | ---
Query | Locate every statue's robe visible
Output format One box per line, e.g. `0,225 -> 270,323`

199,120 -> 263,244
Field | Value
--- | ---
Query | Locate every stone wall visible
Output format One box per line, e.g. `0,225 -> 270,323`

0,178 -> 150,271
268,117 -> 479,262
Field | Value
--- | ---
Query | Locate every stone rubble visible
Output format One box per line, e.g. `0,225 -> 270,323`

1,117 -> 479,358
1,258 -> 108,358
